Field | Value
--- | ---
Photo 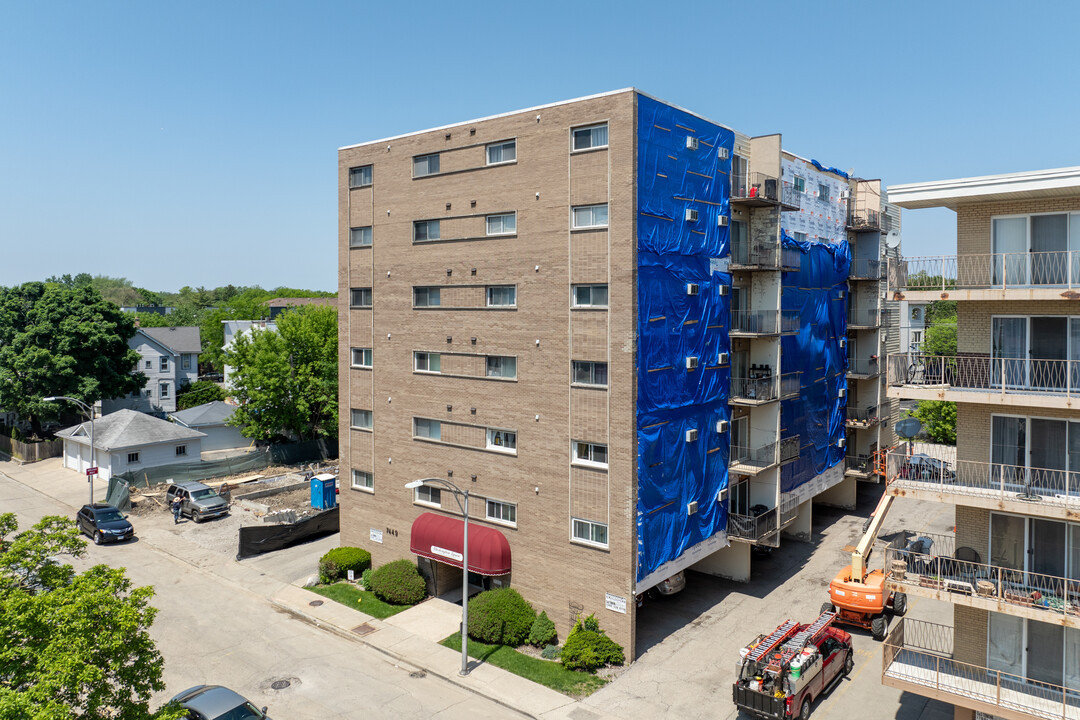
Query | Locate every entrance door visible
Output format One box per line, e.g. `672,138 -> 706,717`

992,317 -> 1027,388
1031,317 -> 1068,389
988,612 -> 1024,678
1030,518 -> 1067,579
1030,419 -> 1068,493
1031,214 -> 1068,285
991,416 -> 1027,490
1028,619 -> 1065,687
993,217 -> 1028,286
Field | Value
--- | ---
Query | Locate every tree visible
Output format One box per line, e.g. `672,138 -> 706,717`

225,304 -> 338,442
176,380 -> 226,410
910,402 -> 957,445
0,513 -> 186,720
0,282 -> 145,435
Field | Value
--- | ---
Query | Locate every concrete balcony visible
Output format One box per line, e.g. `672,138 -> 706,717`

728,505 -> 779,545
886,353 -> 1080,409
849,257 -> 885,281
845,453 -> 875,479
729,309 -> 800,337
845,405 -> 881,429
882,618 -> 1080,720
779,435 -> 800,465
847,307 -> 880,329
885,451 -> 1080,522
888,251 -> 1080,302
731,171 -> 781,207
730,372 -> 801,406
883,533 -> 1080,629
729,239 -> 802,272
847,207 -> 881,233
729,442 -> 778,476
847,356 -> 881,379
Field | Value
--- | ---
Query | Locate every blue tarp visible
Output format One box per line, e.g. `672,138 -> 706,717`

636,94 -> 734,583
810,159 -> 850,180
779,231 -> 849,493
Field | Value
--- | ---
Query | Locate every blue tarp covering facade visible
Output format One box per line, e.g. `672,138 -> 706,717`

635,94 -> 734,583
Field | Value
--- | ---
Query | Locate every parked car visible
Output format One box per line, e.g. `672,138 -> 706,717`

165,482 -> 230,523
198,372 -> 224,383
75,503 -> 135,545
169,685 -> 270,719
900,454 -> 954,481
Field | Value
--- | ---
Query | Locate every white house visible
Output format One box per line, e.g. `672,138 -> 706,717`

56,409 -> 205,481
899,300 -> 929,353
222,320 -> 276,387
168,401 -> 249,453
102,326 -> 202,416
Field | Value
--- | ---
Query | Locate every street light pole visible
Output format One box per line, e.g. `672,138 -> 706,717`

43,396 -> 95,505
405,477 -> 470,676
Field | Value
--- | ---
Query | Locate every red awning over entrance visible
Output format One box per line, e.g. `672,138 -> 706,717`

410,512 -> 511,577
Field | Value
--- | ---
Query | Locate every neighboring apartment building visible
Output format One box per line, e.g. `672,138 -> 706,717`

337,89 -> 899,657
883,166 -> 1080,720
101,326 -> 201,416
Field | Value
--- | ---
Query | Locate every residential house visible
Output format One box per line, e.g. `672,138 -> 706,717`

169,400 -> 249,453
57,409 -> 204,481
102,326 -> 201,416
222,320 -> 276,387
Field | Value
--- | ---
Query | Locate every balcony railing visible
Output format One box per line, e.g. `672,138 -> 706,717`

780,371 -> 802,399
729,506 -> 779,543
882,618 -> 1079,719
850,257 -> 884,280
846,454 -> 874,476
889,251 -> 1080,293
779,491 -> 800,527
730,309 -> 800,335
730,442 -> 779,475
888,353 -> 1080,401
731,172 -> 780,204
846,405 -> 881,427
730,237 -> 780,269
731,375 -> 778,403
781,181 -> 801,209
780,435 -> 801,464
781,245 -> 802,271
847,307 -> 881,327
848,356 -> 881,376
885,451 -> 1080,514
884,536 -> 1080,621
848,208 -> 881,232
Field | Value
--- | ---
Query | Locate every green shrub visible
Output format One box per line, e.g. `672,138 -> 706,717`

541,644 -> 561,660
360,568 -> 373,590
318,547 -> 371,584
529,611 -> 557,647
561,614 -> 624,671
176,380 -> 227,410
369,559 -> 426,605
467,588 -> 536,646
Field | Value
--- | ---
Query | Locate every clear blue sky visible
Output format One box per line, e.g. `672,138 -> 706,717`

2,1 -> 1078,293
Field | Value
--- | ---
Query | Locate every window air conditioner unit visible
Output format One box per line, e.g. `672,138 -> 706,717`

687,500 -> 699,515
838,388 -> 847,398
837,437 -> 847,449
686,208 -> 699,222
685,429 -> 699,443
718,352 -> 729,365
838,290 -> 846,299
717,215 -> 729,227
686,356 -> 699,370
718,285 -> 730,296
839,337 -> 847,348
686,282 -> 700,296
717,488 -> 728,503
686,136 -> 699,150
717,147 -> 730,161
716,420 -> 729,433
840,189 -> 851,200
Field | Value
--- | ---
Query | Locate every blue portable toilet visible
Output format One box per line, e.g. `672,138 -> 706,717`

311,473 -> 337,510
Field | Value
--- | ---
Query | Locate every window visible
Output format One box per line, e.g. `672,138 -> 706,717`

486,285 -> 516,307
910,330 -> 923,348
175,445 -> 187,456
159,382 -> 169,398
572,124 -> 608,151
486,499 -> 517,525
182,354 -> 191,370
486,140 -> 516,165
160,357 -> 169,372
414,418 -> 441,440
793,231 -> 808,244
572,284 -> 609,307
349,226 -> 373,248
572,204 -> 609,229
818,183 -> 829,202
414,485 -> 441,506
413,287 -> 441,307
414,352 -> 441,372
574,441 -> 608,467
349,165 -> 373,188
487,428 -> 517,451
351,469 -> 373,492
486,355 -> 516,379
572,361 -> 608,387
793,175 -> 806,193
414,219 -> 441,242
572,517 -> 608,547
350,287 -> 372,308
486,213 -> 516,236
350,409 -> 372,430
127,452 -> 140,464
413,153 -> 440,177
351,347 -> 373,368
145,360 -> 152,370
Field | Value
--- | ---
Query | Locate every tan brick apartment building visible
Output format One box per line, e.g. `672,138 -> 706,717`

337,89 -> 898,657
883,166 -> 1080,719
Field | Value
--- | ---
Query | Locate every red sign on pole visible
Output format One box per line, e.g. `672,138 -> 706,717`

86,467 -> 98,476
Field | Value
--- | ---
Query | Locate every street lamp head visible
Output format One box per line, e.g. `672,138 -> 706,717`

42,396 -> 60,402
403,480 -> 425,489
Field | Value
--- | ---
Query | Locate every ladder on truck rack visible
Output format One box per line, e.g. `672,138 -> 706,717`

771,612 -> 836,668
745,619 -> 800,664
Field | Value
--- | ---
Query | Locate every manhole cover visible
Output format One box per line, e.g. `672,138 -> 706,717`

410,670 -> 427,679
308,600 -> 324,607
271,680 -> 291,690
351,622 -> 376,636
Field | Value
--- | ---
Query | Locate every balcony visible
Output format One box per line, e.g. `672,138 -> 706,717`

886,353 -> 1080,409
845,405 -> 881,429
780,181 -> 801,211
849,257 -> 885,281
728,505 -> 779,545
847,307 -> 880,329
779,491 -> 800,527
885,451 -> 1080,521
730,237 -> 780,270
888,251 -> 1080,301
882,618 -> 1080,720
729,442 -> 778,476
730,372 -> 801,406
731,172 -> 781,206
847,355 -> 881,379
729,309 -> 800,337
780,435 -> 801,465
781,245 -> 802,271
847,207 -> 881,232
845,453 -> 875,479
883,532 -> 1080,629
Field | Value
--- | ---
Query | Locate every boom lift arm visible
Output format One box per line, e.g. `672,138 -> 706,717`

851,492 -> 894,582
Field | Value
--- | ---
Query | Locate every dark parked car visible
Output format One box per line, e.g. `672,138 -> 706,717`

170,685 -> 269,720
76,504 -> 135,545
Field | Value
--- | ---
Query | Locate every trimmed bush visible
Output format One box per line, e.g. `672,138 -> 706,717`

541,643 -> 562,660
467,588 -> 536,646
528,611 -> 557,647
360,568 -> 373,591
318,547 -> 371,584
561,614 -> 625,671
369,559 -> 426,606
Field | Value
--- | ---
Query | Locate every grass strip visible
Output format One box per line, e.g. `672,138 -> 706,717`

310,582 -> 412,619
440,633 -> 606,697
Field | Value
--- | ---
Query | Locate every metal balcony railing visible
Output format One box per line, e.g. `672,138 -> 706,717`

846,454 -> 873,475
846,405 -> 880,426
731,375 -> 778,403
729,442 -> 779,474
781,245 -> 802,271
889,251 -> 1080,293
848,356 -> 881,376
779,371 -> 802,399
848,207 -> 881,231
882,618 -> 1078,719
730,237 -> 780,269
849,257 -> 884,280
781,181 -> 801,209
847,307 -> 880,327
885,451 -> 1080,514
888,353 -> 1080,400
780,435 -> 800,464
728,506 -> 779,542
731,172 -> 780,203
779,491 -> 800,527
730,310 -> 800,335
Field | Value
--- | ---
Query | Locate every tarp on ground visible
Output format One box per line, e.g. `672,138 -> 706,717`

237,506 -> 339,560
636,93 -> 734,584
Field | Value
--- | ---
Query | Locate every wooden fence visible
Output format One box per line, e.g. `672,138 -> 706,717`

0,435 -> 63,463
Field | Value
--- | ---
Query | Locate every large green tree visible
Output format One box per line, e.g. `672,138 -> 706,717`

0,282 -> 145,435
225,304 -> 338,442
909,402 -> 957,445
0,513 -> 186,720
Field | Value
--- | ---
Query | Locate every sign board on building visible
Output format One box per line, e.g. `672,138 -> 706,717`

431,545 -> 463,563
605,593 -> 627,614
85,467 -> 98,476
370,528 -> 384,544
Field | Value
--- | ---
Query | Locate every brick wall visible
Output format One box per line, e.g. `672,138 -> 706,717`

956,198 -> 1080,257
952,604 -> 988,666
